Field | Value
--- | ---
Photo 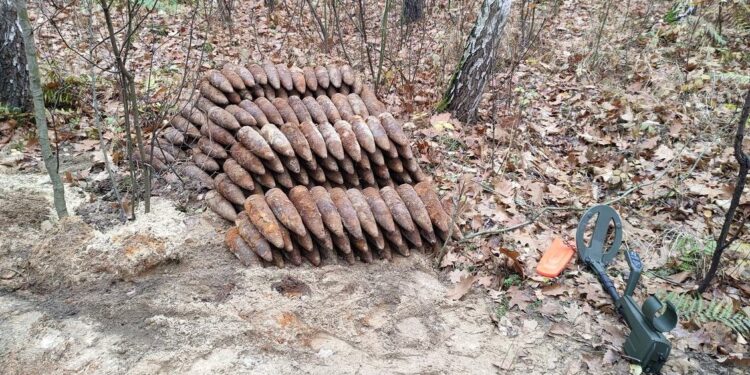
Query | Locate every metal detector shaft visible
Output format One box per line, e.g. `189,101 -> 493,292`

590,262 -> 620,303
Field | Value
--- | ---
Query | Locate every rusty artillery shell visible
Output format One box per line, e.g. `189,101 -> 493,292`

243,194 -> 286,249
318,121 -> 345,160
334,120 -> 362,162
314,66 -> 329,89
359,85 -> 385,116
215,173 -> 246,205
303,66 -> 318,92
236,211 -> 273,262
220,65 -> 246,91
290,66 -> 307,93
317,95 -> 342,123
288,186 -> 332,250
298,120 -> 327,159
310,187 -> 346,239
275,63 -> 294,91
362,187 -> 397,234
247,63 -> 268,85
193,150 -> 220,172
225,104 -> 257,127
254,97 -> 284,125
279,122 -> 313,162
206,69 -> 234,93
238,100 -> 269,126
226,227 -> 262,266
287,95 -> 312,123
229,143 -> 266,175
223,158 -> 255,190
379,186 -> 416,232
302,96 -> 328,124
200,121 -> 236,146
272,98 -> 299,125
414,181 -> 450,233
179,163 -> 214,189
327,65 -> 342,88
378,113 -> 408,147
170,115 -> 201,138
236,126 -> 275,161
345,189 -> 381,245
347,94 -> 369,118
340,65 -> 355,86
262,60 -> 281,89
199,80 -> 229,105
265,188 -> 307,236
260,123 -> 295,158
331,93 -> 354,121
206,190 -> 237,222
226,63 -> 256,87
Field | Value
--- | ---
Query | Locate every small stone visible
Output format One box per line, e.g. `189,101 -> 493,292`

317,348 -> 334,358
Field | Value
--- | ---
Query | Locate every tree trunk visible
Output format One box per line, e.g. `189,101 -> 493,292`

0,0 -> 30,110
437,0 -> 511,124
16,0 -> 69,218
402,0 -> 425,24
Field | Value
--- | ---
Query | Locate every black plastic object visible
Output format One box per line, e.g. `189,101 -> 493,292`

576,205 -> 678,373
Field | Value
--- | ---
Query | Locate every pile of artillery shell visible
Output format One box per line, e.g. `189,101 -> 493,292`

149,61 -> 455,267
225,182 -> 458,267
154,61 -> 427,223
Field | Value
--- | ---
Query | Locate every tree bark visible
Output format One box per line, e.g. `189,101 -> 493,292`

0,0 -> 30,110
402,0 -> 425,24
16,0 -> 69,218
697,88 -> 750,293
437,0 -> 511,124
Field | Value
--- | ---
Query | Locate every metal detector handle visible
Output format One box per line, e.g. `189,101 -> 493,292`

624,250 -> 642,297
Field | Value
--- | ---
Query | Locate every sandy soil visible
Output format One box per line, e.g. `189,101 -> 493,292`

0,167 -> 725,374
0,169 -> 523,375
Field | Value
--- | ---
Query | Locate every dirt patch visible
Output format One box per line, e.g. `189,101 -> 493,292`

0,190 -> 50,229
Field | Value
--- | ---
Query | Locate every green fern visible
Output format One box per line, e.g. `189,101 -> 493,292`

659,291 -> 750,335
702,20 -> 727,45
712,72 -> 750,85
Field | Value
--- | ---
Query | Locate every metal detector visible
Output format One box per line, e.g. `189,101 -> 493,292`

576,205 -> 678,373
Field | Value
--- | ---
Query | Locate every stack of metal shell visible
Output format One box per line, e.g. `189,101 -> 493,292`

156,61 -> 454,267
225,181 -> 456,267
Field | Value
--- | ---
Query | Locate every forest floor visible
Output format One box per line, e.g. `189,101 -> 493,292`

0,166 -> 730,375
1,0 -> 750,374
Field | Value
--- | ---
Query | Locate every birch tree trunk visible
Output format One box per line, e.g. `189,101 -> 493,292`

437,0 -> 511,124
0,0 -> 30,110
16,0 -> 69,218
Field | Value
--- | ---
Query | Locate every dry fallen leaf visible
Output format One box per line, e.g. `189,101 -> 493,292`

446,274 -> 477,300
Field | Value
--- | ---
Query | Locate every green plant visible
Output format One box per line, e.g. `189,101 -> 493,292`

663,7 -> 680,25
659,291 -> 750,335
502,274 -> 522,288
0,103 -> 29,122
528,298 -> 543,311
669,233 -> 715,274
42,69 -> 86,110
494,296 -> 510,320
713,72 -> 750,85
436,134 -> 465,152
